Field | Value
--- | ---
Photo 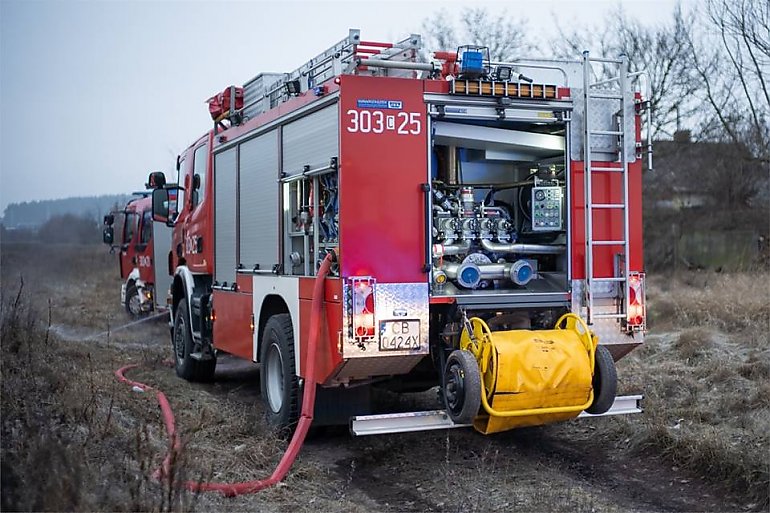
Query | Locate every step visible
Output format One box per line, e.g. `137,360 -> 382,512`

589,92 -> 623,100
592,312 -> 626,319
578,394 -> 642,416
590,240 -> 626,246
591,277 -> 626,282
589,166 -> 625,172
590,130 -> 623,136
589,76 -> 620,88
350,396 -> 643,436
350,410 -> 468,436
591,203 -> 626,209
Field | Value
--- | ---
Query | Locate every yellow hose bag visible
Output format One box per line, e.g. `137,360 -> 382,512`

465,320 -> 595,434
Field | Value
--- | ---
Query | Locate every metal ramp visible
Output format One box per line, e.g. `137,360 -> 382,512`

581,52 -> 634,327
350,395 -> 643,436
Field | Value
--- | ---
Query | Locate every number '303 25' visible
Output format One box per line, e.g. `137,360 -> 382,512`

346,109 -> 421,135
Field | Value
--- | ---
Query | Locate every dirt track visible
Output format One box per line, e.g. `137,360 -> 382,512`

0,243 -> 759,512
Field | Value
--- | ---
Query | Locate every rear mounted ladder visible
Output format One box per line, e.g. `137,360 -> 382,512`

581,52 -> 634,327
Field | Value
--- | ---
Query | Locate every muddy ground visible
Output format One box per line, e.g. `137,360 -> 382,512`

1,243 -> 766,512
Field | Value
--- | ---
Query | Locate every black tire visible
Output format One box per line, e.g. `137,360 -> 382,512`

586,345 -> 617,414
260,314 -> 299,431
125,284 -> 145,318
443,349 -> 482,424
173,301 -> 216,382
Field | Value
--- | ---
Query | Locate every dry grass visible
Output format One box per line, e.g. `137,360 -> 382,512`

0,243 -> 375,512
0,285 -> 200,511
2,242 -> 763,511
612,270 -> 770,509
647,272 -> 769,332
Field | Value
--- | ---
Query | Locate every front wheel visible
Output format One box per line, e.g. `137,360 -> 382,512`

173,300 -> 216,382
125,284 -> 145,318
260,314 -> 299,431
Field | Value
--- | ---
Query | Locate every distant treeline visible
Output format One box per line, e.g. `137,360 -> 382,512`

1,214 -> 102,245
1,194 -> 132,229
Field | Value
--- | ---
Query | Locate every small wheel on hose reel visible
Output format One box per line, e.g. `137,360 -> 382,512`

442,349 -> 482,424
586,345 -> 617,414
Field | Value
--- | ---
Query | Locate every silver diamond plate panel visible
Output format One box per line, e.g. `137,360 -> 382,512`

571,279 -> 643,353
342,282 -> 429,359
331,355 -> 425,383
571,88 -> 636,163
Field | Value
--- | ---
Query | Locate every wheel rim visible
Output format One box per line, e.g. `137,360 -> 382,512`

128,292 -> 142,316
443,361 -> 466,416
174,314 -> 186,363
265,342 -> 284,413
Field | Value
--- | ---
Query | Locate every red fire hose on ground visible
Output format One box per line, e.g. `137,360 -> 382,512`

115,253 -> 334,497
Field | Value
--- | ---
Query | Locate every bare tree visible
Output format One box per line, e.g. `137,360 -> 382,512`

553,6 -> 699,138
420,8 -> 532,62
682,0 -> 769,161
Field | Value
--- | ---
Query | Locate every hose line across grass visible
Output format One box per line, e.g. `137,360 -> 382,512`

115,253 -> 335,497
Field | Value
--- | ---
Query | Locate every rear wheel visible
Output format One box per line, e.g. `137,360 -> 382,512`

586,345 -> 617,414
173,300 -> 216,381
443,349 -> 482,424
260,314 -> 299,431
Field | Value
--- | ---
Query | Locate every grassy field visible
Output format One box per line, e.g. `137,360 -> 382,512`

612,271 -> 770,508
1,242 -> 767,512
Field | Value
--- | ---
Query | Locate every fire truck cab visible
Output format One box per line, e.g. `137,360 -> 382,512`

154,31 -> 648,435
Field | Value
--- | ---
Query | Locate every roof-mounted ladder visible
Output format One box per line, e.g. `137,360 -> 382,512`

581,52 -> 633,326
241,30 -> 423,120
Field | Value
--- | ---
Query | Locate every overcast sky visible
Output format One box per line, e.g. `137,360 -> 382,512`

0,0 -> 688,213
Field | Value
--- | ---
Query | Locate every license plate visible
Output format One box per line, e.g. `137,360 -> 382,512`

379,320 -> 421,351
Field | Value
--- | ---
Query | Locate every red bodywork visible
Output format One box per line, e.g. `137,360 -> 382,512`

169,52 -> 645,386
570,159 -> 644,279
338,75 -> 428,282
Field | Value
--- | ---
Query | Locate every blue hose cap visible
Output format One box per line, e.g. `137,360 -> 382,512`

457,263 -> 482,289
510,260 -> 534,286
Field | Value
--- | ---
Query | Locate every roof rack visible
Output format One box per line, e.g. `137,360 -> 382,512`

241,29 -> 423,120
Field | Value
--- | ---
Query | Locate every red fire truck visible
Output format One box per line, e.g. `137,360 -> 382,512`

104,181 -> 174,317
152,31 -> 649,435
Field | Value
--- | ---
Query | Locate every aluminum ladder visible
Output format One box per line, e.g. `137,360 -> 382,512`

581,52 -> 633,325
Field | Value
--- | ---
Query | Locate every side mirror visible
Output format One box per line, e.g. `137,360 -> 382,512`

103,214 -> 114,226
147,171 -> 166,189
102,226 -> 114,245
153,186 -> 182,225
152,188 -> 170,223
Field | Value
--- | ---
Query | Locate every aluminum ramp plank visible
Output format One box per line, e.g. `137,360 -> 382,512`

350,395 -> 643,436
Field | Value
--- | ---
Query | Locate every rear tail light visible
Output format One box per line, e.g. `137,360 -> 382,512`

626,272 -> 646,331
350,277 -> 376,340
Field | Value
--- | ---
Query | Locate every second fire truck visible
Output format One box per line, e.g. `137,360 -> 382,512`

152,30 -> 648,435
104,179 -> 174,317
